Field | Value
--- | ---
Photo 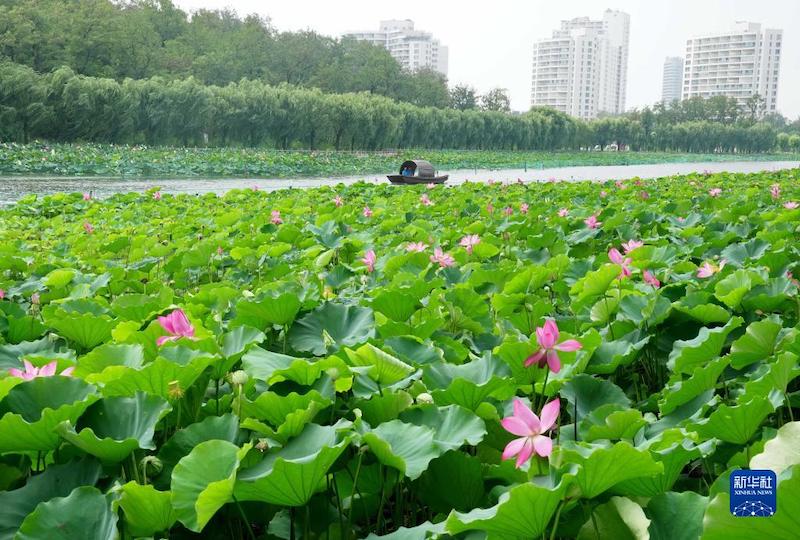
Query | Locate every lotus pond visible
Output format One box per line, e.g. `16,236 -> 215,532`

0,170 -> 799,539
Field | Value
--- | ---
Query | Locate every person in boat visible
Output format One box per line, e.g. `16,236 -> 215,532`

401,165 -> 413,177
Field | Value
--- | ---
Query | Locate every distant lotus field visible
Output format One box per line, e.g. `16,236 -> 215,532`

0,170 -> 799,539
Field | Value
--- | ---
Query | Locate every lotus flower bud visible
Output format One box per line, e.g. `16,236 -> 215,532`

140,455 -> 163,476
416,392 -> 434,405
229,370 -> 248,386
255,439 -> 269,452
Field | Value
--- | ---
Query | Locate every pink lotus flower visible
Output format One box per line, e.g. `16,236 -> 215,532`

608,248 -> 632,278
501,398 -> 560,467
152,191 -> 162,200
156,309 -> 196,346
361,250 -> 376,273
82,192 -> 91,201
558,208 -> 569,218
252,185 -> 259,192
517,178 -> 524,185
787,272 -> 800,288
486,203 -> 494,214
487,179 -> 496,185
643,270 -> 661,288
271,210 -> 283,225
524,319 -> 582,373
520,203 -> 529,214
615,180 -> 625,189
406,242 -> 428,252
584,215 -> 601,229
697,260 -> 726,278
363,206 -> 373,218
677,216 -> 686,223
430,247 -> 455,268
771,184 -> 781,199
333,195 -> 343,207
0,289 -> 4,300
426,183 -> 435,189
217,246 -> 224,256
31,293 -> 40,305
622,239 -> 643,253
503,206 -> 513,216
784,201 -> 799,209
9,360 -> 74,380
83,222 -> 94,234
600,190 -> 608,198
420,194 -> 433,206
459,234 -> 480,254
709,188 -> 722,197
639,191 -> 650,200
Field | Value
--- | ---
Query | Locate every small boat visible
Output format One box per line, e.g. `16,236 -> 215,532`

387,160 -> 448,185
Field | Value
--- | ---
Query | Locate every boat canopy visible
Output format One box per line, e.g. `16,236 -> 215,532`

399,160 -> 436,178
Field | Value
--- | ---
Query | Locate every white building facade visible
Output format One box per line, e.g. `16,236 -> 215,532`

344,20 -> 449,76
661,56 -> 684,103
682,22 -> 782,114
531,10 -> 630,119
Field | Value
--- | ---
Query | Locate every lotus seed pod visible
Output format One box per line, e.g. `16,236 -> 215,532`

230,370 -> 248,386
416,392 -> 434,404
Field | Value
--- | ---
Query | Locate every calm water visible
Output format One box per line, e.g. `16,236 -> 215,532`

1,160 -> 797,204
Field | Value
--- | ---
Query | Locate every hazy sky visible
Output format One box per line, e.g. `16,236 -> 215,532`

174,0 -> 800,118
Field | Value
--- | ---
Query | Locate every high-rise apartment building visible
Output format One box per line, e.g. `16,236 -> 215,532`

682,22 -> 782,114
531,10 -> 630,119
343,20 -> 449,76
661,56 -> 684,103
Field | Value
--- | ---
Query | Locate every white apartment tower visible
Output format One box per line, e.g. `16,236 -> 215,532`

531,10 -> 630,119
343,20 -> 449,76
683,22 -> 782,114
662,57 -> 684,103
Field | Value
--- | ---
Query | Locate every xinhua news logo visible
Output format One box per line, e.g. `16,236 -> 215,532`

730,470 -> 777,517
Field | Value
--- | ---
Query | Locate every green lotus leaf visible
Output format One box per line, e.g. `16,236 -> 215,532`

587,330 -> 650,374
0,377 -> 98,453
424,354 -> 514,410
158,414 -> 240,478
660,356 -> 730,415
15,486 -> 117,540
701,464 -> 800,539
57,392 -> 172,462
171,439 -> 247,532
95,356 -> 211,399
570,263 -> 621,310
502,265 -> 551,294
667,317 -> 743,375
579,405 -> 647,442
362,420 -> 441,480
720,238 -> 770,267
728,318 -> 782,369
646,491 -> 707,540
75,343 -> 144,377
384,336 -> 443,365
356,391 -> 414,425
47,312 -> 118,351
560,374 -> 630,420
345,343 -> 414,385
0,338 -> 75,372
0,458 -> 102,540
750,421 -> 800,474
289,303 -> 375,355
238,389 -> 330,426
417,451 -> 485,513
241,346 -> 325,385
553,441 -> 663,499
364,521 -> 446,540
742,276 -> 794,311
371,291 -> 419,322
117,482 -> 177,537
692,395 -> 775,444
221,325 -> 266,359
234,423 -> 350,506
577,496 -> 650,540
445,481 -> 567,540
111,293 -> 171,322
672,295 -> 732,324
738,352 -> 800,403
5,315 -> 47,344
714,269 -> 765,309
612,429 -> 713,497
399,404 -> 487,450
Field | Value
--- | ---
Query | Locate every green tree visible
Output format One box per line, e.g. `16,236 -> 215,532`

480,88 -> 511,112
449,84 -> 478,110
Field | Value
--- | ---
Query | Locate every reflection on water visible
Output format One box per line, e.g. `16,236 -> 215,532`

1,161 -> 797,204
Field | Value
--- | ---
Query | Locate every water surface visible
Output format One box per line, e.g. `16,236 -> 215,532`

1,160 -> 797,204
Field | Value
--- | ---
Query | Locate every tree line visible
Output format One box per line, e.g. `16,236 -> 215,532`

0,62 -> 793,153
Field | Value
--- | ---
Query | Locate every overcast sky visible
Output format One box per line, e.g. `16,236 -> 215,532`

174,0 -> 800,118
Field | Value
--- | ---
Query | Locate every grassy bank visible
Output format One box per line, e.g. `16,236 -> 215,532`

1,142 -> 798,178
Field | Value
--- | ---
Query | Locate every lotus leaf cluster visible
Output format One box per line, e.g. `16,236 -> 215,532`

0,169 -> 799,539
